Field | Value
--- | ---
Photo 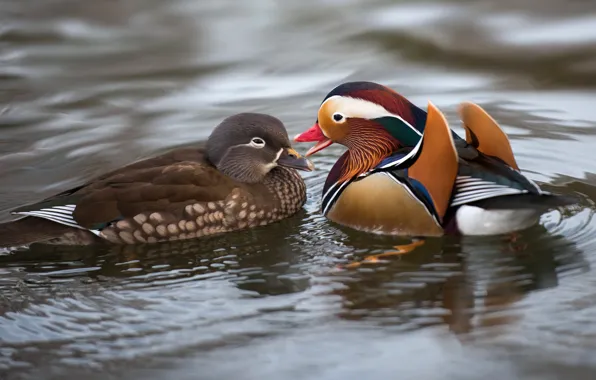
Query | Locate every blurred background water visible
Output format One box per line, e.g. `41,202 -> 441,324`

1,0 -> 596,379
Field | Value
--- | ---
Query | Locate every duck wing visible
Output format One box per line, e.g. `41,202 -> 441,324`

452,141 -> 576,210
10,148 -> 245,238
375,141 -> 575,213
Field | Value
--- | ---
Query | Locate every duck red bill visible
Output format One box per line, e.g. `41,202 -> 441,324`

293,122 -> 333,156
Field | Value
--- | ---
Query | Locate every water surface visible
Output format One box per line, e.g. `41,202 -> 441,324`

2,0 -> 596,379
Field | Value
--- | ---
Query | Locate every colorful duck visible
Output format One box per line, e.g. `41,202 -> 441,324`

294,81 -> 575,239
0,113 -> 314,247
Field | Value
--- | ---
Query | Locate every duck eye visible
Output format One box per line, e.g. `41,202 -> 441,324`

332,113 -> 344,122
250,137 -> 266,148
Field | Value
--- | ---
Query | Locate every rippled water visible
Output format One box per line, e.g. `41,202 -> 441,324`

2,0 -> 596,379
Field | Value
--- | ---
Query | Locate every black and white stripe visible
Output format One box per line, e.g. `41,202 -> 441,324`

12,204 -> 99,235
383,171 -> 440,224
373,139 -> 423,171
450,176 -> 528,207
321,180 -> 353,216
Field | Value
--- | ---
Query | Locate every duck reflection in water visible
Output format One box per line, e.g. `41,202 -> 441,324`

326,221 -> 588,338
0,208 -> 315,299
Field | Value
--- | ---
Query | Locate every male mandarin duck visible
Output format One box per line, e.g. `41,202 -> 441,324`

0,113 -> 314,247
294,81 -> 575,240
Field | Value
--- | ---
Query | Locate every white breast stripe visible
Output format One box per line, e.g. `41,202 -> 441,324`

322,182 -> 340,206
12,204 -> 86,230
376,137 -> 424,170
322,180 -> 351,216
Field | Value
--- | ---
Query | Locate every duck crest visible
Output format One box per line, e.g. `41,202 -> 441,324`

373,114 -> 423,147
348,85 -> 429,146
373,101 -> 469,149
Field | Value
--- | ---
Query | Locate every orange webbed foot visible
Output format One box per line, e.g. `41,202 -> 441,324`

341,240 -> 425,269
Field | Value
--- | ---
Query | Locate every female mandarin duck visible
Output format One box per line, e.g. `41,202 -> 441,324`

0,113 -> 314,247
294,81 -> 575,240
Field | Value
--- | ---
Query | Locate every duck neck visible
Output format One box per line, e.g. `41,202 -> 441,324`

262,167 -> 307,217
410,103 -> 428,134
337,125 -> 400,183
370,103 -> 427,148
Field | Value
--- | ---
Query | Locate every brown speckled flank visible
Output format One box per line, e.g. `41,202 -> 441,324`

97,167 -> 306,244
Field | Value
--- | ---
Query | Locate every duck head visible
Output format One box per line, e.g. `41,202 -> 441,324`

294,81 -> 430,182
295,81 -> 430,154
208,113 -> 314,183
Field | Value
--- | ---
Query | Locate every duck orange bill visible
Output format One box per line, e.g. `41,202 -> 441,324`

293,122 -> 333,157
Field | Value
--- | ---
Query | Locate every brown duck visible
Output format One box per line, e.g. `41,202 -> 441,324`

0,113 -> 314,247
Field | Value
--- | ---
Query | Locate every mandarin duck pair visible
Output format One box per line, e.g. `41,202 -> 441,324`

0,81 -> 574,248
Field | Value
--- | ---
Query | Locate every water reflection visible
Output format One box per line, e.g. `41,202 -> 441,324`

326,220 -> 589,333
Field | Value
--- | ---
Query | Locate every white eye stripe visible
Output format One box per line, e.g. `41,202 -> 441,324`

250,137 -> 266,148
322,95 -> 422,136
323,95 -> 397,119
319,95 -> 422,136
